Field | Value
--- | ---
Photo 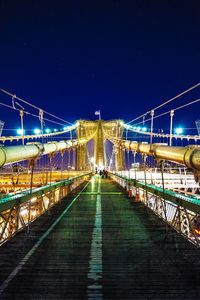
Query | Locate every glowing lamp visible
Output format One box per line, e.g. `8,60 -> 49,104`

174,127 -> 183,135
34,128 -> 41,135
194,229 -> 200,235
17,129 -> 25,135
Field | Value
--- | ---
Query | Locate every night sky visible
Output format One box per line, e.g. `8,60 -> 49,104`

0,0 -> 200,133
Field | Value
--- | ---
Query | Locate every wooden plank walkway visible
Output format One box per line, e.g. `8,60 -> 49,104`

0,175 -> 199,299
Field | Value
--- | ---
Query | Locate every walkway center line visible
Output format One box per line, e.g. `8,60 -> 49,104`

87,176 -> 103,300
0,179 -> 91,295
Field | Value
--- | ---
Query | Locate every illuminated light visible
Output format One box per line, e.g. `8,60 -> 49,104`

54,129 -> 57,132
20,209 -> 28,216
45,128 -> 51,133
126,124 -> 132,130
76,122 -> 80,126
31,211 -> 37,217
174,127 -> 183,135
120,121 -> 124,126
133,126 -> 137,130
63,126 -> 68,130
34,128 -> 41,135
194,228 -> 200,235
137,126 -> 141,131
31,197 -> 37,203
16,129 -> 25,135
142,127 -> 147,132
90,157 -> 95,163
43,197 -> 49,209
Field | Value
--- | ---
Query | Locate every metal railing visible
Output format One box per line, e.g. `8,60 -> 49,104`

110,172 -> 200,247
0,172 -> 92,245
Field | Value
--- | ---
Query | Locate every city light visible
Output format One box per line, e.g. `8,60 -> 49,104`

137,126 -> 141,131
142,127 -> 147,132
174,127 -> 183,135
63,126 -> 68,130
33,128 -> 41,135
16,129 -> 25,135
20,209 -> 28,216
54,129 -> 57,132
45,128 -> 51,133
125,124 -> 131,129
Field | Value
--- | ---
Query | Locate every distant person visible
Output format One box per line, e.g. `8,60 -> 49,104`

105,170 -> 108,178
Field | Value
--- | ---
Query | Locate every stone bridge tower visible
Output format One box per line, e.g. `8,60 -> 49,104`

76,119 -> 125,171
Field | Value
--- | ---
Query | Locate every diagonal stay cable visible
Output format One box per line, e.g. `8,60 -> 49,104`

0,88 -> 72,125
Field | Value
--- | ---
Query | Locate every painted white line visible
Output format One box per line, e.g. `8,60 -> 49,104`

0,180 -> 91,295
87,176 -> 103,300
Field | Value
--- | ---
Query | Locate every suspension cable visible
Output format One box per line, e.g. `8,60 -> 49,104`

152,82 -> 200,112
127,82 -> 200,125
131,98 -> 200,126
0,88 -> 73,125
0,101 -> 68,127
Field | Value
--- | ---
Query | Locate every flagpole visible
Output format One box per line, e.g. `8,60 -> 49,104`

99,110 -> 101,120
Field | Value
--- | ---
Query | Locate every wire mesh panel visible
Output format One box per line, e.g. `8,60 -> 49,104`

196,119 -> 200,135
0,121 -> 4,136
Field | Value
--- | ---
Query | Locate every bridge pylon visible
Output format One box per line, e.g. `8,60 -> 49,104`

75,119 -> 125,171
94,120 -> 106,168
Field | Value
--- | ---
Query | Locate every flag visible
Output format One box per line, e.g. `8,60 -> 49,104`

95,110 -> 100,115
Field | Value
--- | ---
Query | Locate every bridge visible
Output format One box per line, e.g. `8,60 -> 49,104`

0,88 -> 200,298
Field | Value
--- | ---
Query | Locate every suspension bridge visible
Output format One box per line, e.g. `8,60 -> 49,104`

0,86 -> 200,299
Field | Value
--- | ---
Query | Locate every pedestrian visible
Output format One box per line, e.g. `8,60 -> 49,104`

105,170 -> 108,178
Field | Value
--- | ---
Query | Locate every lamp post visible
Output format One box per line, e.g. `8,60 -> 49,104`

169,110 -> 174,146
19,110 -> 24,145
150,110 -> 154,148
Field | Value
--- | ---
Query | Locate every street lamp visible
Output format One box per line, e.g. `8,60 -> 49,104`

174,127 -> 183,135
17,129 -> 25,135
34,128 -> 41,135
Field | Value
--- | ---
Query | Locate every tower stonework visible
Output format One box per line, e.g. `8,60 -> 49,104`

94,121 -> 105,168
75,119 -> 125,170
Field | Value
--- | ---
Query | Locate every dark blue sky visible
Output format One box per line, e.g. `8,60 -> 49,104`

0,0 -> 200,132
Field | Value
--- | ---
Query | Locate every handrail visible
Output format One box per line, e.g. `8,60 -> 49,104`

109,172 -> 200,214
0,172 -> 92,213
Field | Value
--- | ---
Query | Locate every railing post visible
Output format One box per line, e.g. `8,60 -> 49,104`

169,110 -> 174,146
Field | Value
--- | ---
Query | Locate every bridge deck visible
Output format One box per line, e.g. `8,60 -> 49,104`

0,176 -> 200,299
